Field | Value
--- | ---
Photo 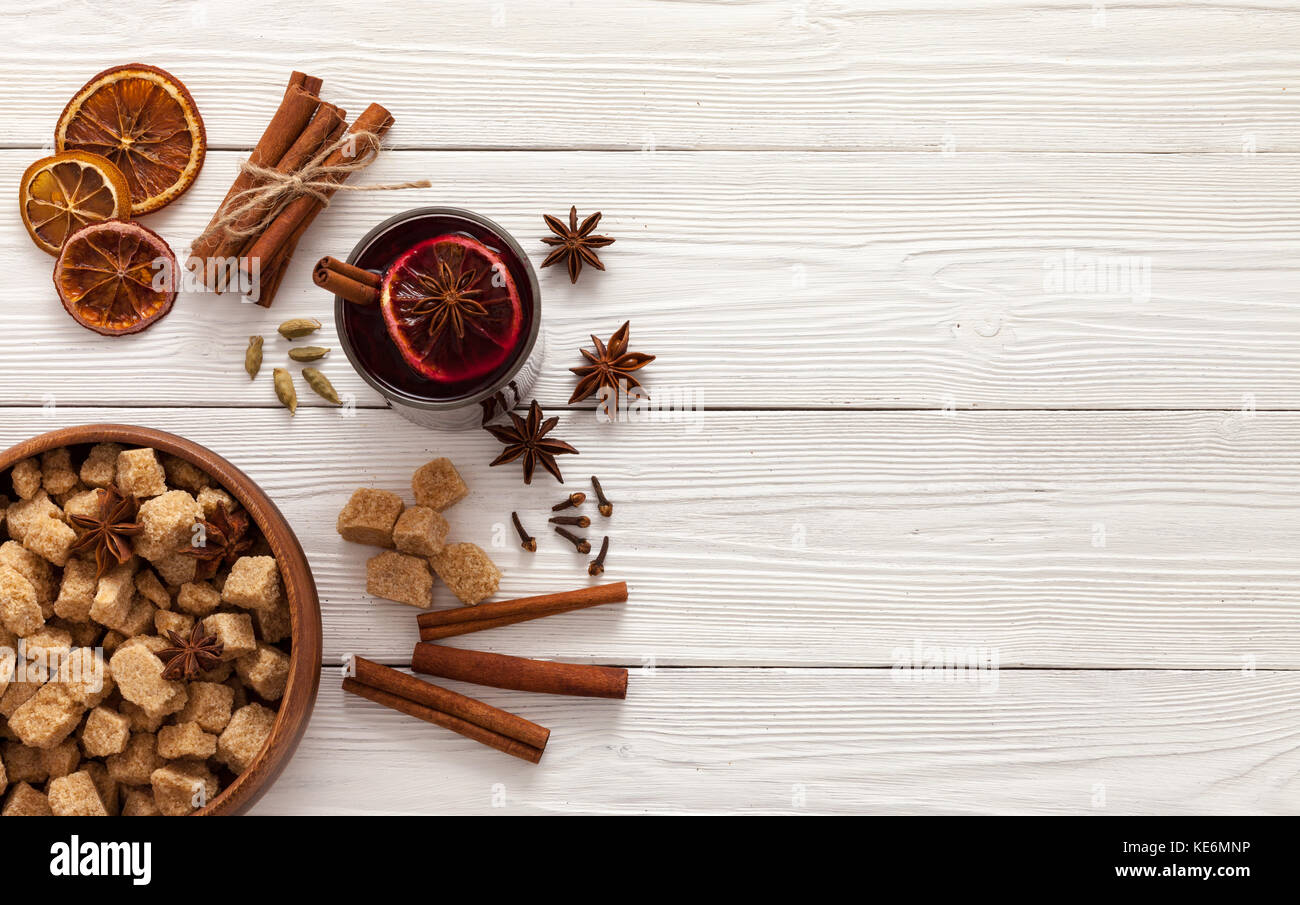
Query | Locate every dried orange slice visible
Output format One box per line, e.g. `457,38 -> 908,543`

55,64 -> 205,216
54,219 -> 177,336
18,151 -> 131,256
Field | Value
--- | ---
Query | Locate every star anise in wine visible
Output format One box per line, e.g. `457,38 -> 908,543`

408,258 -> 489,343
68,487 -> 141,579
159,622 -> 224,681
569,320 -> 656,411
485,400 -> 579,484
178,502 -> 253,580
540,206 -> 615,283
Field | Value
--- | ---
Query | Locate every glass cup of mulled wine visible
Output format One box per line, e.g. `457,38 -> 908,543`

331,207 -> 544,430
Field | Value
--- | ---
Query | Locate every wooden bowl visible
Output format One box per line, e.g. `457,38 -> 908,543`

0,425 -> 322,815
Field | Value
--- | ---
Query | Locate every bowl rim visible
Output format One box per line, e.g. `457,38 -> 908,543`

0,424 -> 322,815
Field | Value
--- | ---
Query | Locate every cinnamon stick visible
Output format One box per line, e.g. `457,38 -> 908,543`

412,643 -> 629,699
343,679 -> 545,764
417,582 -> 628,641
190,73 -> 323,275
313,256 -> 381,306
244,103 -> 394,282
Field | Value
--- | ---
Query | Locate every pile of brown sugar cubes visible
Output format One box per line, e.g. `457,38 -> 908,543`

337,457 -> 502,608
0,444 -> 289,816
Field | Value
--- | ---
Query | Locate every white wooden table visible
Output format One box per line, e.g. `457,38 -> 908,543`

5,0 -> 1299,814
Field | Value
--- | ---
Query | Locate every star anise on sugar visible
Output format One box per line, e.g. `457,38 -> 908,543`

159,622 -> 224,681
178,502 -> 253,580
569,320 -> 656,411
68,487 -> 142,579
409,258 -> 489,343
540,206 -> 615,283
485,400 -> 579,484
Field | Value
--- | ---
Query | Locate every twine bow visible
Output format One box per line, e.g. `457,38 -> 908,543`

211,130 -> 431,241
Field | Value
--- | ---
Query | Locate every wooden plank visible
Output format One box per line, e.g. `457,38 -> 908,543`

2,407 -> 1296,668
254,667 -> 1300,814
4,150 -> 1300,409
5,0 -> 1299,151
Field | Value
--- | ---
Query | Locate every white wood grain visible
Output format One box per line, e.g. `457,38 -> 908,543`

4,150 -> 1300,409
2,406 -> 1296,668
253,667 -> 1300,814
5,0 -> 1299,152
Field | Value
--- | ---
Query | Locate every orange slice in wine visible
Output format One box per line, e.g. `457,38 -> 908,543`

380,234 -> 524,383
54,219 -> 177,336
18,151 -> 131,255
55,63 -> 206,216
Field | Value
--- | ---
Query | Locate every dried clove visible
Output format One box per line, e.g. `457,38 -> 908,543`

554,526 -> 591,554
511,511 -> 536,552
552,492 -> 586,512
591,476 -> 613,517
549,515 -> 591,528
588,536 -> 610,576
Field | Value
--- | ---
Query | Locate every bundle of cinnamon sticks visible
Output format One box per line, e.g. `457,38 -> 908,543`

343,582 -> 630,763
189,72 -> 394,308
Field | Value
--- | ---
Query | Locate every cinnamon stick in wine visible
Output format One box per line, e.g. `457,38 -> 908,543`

313,256 -> 381,306
412,643 -> 629,699
417,582 -> 628,641
343,679 -> 545,764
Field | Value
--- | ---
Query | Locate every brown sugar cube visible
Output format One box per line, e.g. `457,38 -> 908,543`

202,612 -> 257,661
60,488 -> 100,525
81,705 -> 131,757
430,542 -> 501,606
0,565 -> 43,637
9,459 -> 42,500
22,517 -> 76,567
175,581 -> 221,617
154,609 -> 195,639
109,597 -> 156,637
106,732 -> 161,786
40,448 -> 79,497
109,644 -> 185,715
250,597 -> 292,644
2,781 -> 53,816
151,552 -> 197,587
89,562 -> 136,630
197,659 -> 233,683
216,702 -> 275,774
115,448 -> 167,499
121,788 -> 160,816
119,701 -> 165,733
161,454 -> 210,494
336,487 -> 404,547
2,740 -> 47,784
54,558 -> 98,622
366,551 -> 434,608
225,674 -> 249,710
392,506 -> 449,558
40,739 -> 81,779
174,681 -> 234,734
22,625 -> 71,663
56,647 -> 113,708
150,760 -> 218,816
60,619 -> 102,649
9,682 -> 84,749
157,721 -> 218,760
2,494 -> 60,546
196,485 -> 235,519
48,770 -> 107,816
411,457 -> 469,511
0,664 -> 47,719
221,556 -> 283,610
79,443 -> 123,489
235,643 -> 290,701
133,490 -> 202,563
134,568 -> 170,609
1,540 -> 56,609
80,761 -> 118,815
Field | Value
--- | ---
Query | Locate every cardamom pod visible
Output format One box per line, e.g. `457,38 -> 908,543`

245,336 -> 263,379
288,346 -> 329,362
273,368 -> 297,414
277,318 -> 322,340
302,367 -> 341,405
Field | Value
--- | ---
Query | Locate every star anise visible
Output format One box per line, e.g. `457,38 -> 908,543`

178,502 -> 253,580
485,400 -> 579,484
159,622 -> 224,681
407,258 -> 489,343
540,206 -> 615,283
68,487 -> 142,579
569,320 -> 656,411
